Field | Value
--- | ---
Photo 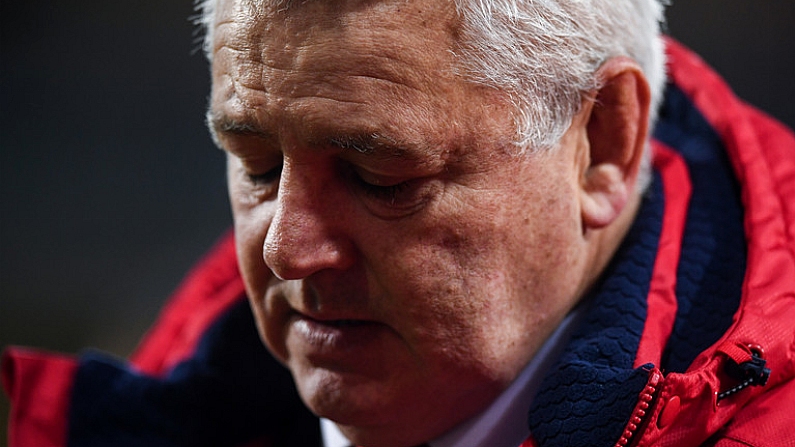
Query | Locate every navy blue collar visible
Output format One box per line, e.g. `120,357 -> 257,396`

527,83 -> 746,447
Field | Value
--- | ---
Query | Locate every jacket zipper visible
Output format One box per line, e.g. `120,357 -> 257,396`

614,369 -> 663,447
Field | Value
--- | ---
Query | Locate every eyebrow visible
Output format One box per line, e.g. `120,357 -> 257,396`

207,111 -> 271,139
207,111 -> 415,160
328,133 -> 402,156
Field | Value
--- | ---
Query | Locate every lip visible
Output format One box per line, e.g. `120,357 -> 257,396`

287,312 -> 388,360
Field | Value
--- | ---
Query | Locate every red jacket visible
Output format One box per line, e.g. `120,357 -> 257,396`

3,39 -> 795,447
640,40 -> 795,447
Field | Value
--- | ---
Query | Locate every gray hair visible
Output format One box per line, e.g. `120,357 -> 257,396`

196,0 -> 667,153
453,0 -> 667,152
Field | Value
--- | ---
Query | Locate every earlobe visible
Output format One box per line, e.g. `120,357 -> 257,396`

580,57 -> 651,230
581,164 -> 628,228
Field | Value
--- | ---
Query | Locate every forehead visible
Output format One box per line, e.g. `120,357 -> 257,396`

208,0 -> 489,149
211,0 -> 459,71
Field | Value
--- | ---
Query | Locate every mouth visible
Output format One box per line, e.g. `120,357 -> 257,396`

291,306 -> 376,328
317,318 -> 371,327
287,312 -> 386,357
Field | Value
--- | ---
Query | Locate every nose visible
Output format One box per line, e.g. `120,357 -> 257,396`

263,161 -> 356,280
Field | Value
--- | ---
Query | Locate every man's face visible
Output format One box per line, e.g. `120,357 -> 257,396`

211,0 -> 593,444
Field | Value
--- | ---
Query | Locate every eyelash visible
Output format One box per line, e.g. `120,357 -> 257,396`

246,164 -> 283,186
242,161 -> 422,209
355,177 -> 413,205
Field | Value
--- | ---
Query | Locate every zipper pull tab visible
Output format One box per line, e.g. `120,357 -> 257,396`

717,343 -> 770,401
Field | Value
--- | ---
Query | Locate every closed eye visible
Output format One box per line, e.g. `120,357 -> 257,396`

345,163 -> 432,216
354,176 -> 412,205
247,164 -> 283,186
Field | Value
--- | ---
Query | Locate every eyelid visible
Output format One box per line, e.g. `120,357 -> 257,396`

232,152 -> 284,202
354,166 -> 409,187
247,163 -> 283,185
214,129 -> 281,162
344,163 -> 437,219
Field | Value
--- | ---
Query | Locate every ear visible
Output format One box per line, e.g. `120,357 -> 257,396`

579,57 -> 651,229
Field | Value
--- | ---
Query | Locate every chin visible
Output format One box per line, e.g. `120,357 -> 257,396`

292,362 -> 499,447
294,364 -> 393,423
291,367 -> 442,446
332,417 -> 441,447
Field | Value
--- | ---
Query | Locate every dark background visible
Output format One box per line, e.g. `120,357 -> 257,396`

1,1 -> 794,442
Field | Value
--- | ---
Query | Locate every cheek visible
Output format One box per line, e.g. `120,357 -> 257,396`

362,183 -> 582,381
360,216 -> 520,375
228,161 -> 277,288
233,204 -> 272,294
229,182 -> 283,347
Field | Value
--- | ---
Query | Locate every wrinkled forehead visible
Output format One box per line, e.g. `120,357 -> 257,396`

210,0 -> 460,53
212,0 -> 456,21
209,0 -> 466,111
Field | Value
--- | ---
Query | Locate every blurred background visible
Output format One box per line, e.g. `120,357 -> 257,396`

1,0 -> 793,442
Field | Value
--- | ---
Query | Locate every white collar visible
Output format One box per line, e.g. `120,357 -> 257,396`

321,306 -> 584,447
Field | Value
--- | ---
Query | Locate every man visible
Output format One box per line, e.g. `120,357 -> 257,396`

3,1 -> 794,446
